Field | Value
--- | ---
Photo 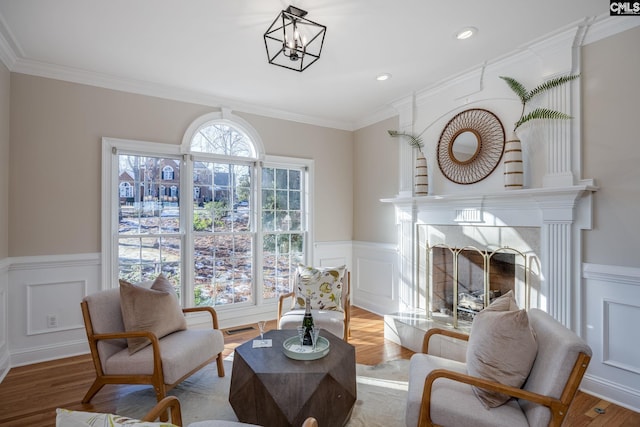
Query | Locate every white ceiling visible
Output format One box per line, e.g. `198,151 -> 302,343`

0,0 -> 607,130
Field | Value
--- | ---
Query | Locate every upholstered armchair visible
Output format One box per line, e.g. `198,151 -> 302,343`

277,265 -> 350,341
80,275 -> 225,403
405,307 -> 592,427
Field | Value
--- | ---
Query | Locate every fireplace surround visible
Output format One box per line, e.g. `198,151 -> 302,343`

382,185 -> 595,351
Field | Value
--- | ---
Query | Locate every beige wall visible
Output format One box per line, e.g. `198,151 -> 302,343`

353,116 -> 399,243
582,26 -> 640,267
0,62 -> 8,259
9,74 -> 353,256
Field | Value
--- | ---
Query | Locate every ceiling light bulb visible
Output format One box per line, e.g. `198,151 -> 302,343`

376,73 -> 391,81
456,27 -> 477,40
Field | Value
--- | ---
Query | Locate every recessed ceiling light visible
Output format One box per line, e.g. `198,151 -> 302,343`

456,27 -> 477,40
376,73 -> 392,81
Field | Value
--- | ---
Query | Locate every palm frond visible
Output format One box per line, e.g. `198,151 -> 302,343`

527,74 -> 579,101
499,76 -> 528,104
514,108 -> 573,131
387,130 -> 424,150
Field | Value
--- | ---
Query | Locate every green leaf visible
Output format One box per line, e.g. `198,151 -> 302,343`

514,108 -> 573,131
527,74 -> 579,101
387,130 -> 424,150
499,76 -> 528,104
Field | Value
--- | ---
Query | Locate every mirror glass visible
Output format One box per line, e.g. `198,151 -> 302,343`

451,130 -> 479,164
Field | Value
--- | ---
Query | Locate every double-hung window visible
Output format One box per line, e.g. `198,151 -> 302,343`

102,113 -> 311,314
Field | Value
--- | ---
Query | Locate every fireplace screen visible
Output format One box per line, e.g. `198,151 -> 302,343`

428,245 -> 528,328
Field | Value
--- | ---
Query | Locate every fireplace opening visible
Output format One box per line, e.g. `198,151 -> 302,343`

429,246 -> 523,328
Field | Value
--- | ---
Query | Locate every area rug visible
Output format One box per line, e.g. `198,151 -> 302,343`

115,358 -> 409,427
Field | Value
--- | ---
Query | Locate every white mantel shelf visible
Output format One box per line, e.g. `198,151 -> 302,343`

381,184 -> 597,226
380,184 -> 598,206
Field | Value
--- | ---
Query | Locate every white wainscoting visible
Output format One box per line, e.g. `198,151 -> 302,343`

8,253 -> 101,367
352,241 -> 399,315
582,263 -> 640,412
0,257 -> 9,382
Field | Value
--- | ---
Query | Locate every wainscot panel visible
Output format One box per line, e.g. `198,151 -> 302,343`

7,253 -> 101,367
352,241 -> 398,315
582,263 -> 640,412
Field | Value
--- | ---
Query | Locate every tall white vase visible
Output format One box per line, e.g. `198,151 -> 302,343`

415,152 -> 428,196
504,136 -> 523,189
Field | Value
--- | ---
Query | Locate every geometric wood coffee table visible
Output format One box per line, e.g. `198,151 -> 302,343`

229,329 -> 356,427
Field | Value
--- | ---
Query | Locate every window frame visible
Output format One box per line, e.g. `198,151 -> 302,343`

101,120 -> 314,317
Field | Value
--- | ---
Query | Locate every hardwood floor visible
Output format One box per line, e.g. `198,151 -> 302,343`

0,306 -> 638,426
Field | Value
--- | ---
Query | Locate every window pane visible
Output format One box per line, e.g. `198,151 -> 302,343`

118,236 -> 182,300
262,232 -> 304,300
117,153 -> 182,299
190,124 -> 254,157
192,159 -> 253,307
193,234 -> 254,307
261,166 -> 306,301
289,170 -> 301,190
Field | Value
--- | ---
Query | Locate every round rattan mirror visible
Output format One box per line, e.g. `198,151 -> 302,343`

437,109 -> 505,184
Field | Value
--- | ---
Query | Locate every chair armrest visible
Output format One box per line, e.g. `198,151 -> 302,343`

91,330 -> 163,377
418,369 -> 558,427
277,291 -> 295,325
422,328 -> 469,354
141,396 -> 183,426
183,306 -> 220,330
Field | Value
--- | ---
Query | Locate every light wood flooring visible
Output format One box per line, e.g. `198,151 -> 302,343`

0,306 -> 638,426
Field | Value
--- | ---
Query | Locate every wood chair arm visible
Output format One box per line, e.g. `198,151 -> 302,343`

422,328 -> 469,354
418,369 -> 560,427
91,330 -> 160,343
141,396 -> 183,426
277,291 -> 295,326
90,330 -> 163,379
183,306 -> 220,330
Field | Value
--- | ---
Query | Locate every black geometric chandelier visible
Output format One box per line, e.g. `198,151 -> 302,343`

263,5 -> 326,72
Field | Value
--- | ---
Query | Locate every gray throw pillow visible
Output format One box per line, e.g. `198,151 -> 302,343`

120,274 -> 187,354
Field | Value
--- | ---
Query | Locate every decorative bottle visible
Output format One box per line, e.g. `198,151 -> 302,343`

302,297 -> 314,346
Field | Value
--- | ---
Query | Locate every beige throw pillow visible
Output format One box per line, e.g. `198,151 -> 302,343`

484,290 -> 519,312
466,293 -> 537,408
120,274 -> 187,354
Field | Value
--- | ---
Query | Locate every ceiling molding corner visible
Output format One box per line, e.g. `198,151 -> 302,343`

0,29 -> 16,70
582,14 -> 640,46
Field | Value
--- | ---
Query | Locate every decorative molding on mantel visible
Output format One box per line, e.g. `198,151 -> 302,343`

381,184 -> 597,227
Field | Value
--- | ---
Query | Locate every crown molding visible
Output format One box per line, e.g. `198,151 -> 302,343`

9,57 -> 354,131
583,15 -> 640,45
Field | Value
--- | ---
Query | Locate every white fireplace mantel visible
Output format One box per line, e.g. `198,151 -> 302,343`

381,183 -> 597,228
381,183 -> 597,330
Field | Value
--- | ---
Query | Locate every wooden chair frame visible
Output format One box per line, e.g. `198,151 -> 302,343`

81,302 -> 225,404
417,328 -> 591,427
277,271 -> 351,341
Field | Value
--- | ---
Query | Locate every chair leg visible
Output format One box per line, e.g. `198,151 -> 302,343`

81,378 -> 106,403
216,353 -> 225,377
